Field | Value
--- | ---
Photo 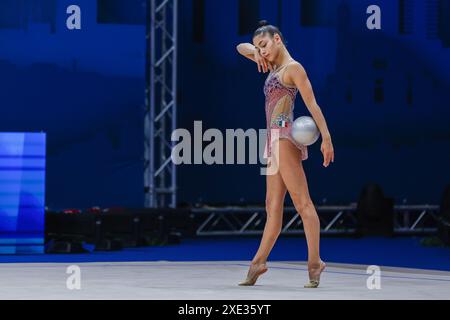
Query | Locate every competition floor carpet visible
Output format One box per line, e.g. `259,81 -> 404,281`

0,261 -> 449,299
0,236 -> 449,299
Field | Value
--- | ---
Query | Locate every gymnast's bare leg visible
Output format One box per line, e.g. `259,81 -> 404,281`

239,139 -> 325,287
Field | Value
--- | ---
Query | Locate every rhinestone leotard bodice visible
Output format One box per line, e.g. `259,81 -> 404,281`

263,62 -> 308,161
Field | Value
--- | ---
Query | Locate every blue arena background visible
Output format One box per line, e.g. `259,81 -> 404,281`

0,0 -> 449,210
0,133 -> 46,254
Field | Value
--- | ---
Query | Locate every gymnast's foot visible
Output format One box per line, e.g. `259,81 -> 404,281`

304,260 -> 326,288
238,262 -> 268,286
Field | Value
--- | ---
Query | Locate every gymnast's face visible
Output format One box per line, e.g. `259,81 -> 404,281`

253,33 -> 283,63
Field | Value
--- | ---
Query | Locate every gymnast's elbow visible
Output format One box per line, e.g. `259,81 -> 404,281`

236,44 -> 244,55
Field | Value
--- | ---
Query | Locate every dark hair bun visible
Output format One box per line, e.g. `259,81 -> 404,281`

258,20 -> 269,27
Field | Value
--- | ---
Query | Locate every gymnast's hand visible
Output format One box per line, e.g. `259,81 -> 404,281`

321,137 -> 334,168
254,50 -> 273,73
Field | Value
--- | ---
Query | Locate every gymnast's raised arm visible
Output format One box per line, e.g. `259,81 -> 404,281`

236,43 -> 273,73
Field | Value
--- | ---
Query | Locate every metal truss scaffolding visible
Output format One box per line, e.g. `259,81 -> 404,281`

194,204 -> 440,236
145,0 -> 178,208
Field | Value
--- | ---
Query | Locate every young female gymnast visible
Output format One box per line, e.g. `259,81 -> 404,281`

236,21 -> 335,288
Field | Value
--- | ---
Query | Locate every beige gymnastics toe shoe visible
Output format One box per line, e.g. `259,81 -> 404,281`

238,263 -> 268,286
304,260 -> 326,288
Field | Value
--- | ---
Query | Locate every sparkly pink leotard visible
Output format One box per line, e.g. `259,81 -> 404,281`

263,61 -> 308,161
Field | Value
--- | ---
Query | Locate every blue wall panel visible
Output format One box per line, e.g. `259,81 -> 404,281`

0,132 -> 45,254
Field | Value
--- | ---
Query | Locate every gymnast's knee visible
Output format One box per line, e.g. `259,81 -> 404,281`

293,199 -> 315,218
